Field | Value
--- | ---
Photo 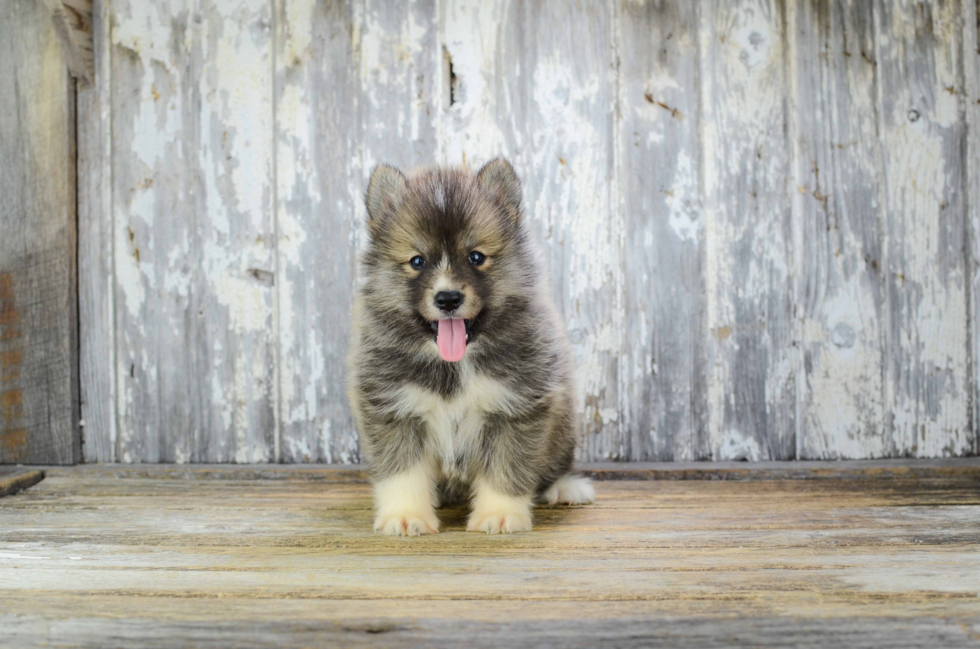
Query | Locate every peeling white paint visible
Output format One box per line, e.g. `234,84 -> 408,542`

111,3 -> 177,72
717,429 -> 763,462
876,0 -> 970,457
319,418 -> 333,462
276,210 -> 308,267
356,0 -> 433,148
116,225 -> 146,319
286,435 -> 313,464
702,0 -> 797,460
440,0 -> 509,164
212,272 -> 268,333
524,30 -> 622,458
666,151 -> 701,243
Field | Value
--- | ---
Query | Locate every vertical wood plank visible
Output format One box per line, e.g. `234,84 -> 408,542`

438,0 -> 523,165
874,0 -> 971,456
110,0 -> 174,463
791,0 -> 887,458
0,0 -> 80,464
616,0 -> 708,461
78,0 -> 116,462
112,0 -> 276,462
355,0 -> 441,173
196,0 -> 277,463
700,0 -> 797,460
518,1 -> 621,461
275,0 -> 360,463
435,0 -> 530,438
964,0 -> 980,452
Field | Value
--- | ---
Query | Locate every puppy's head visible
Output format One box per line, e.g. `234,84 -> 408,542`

362,158 -> 530,362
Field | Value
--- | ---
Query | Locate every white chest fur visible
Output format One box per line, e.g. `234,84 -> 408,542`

387,370 -> 524,476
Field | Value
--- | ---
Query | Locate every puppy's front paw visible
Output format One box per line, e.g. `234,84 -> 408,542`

467,504 -> 532,534
374,511 -> 440,536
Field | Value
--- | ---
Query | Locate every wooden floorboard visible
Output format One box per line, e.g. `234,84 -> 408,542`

1,467 -> 979,647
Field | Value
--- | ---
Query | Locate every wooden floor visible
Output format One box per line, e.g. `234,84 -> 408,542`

2,462 -> 980,648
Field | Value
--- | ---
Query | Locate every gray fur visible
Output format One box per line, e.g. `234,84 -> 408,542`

348,159 -> 579,501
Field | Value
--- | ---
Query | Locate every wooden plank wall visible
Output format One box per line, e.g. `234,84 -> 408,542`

78,0 -> 980,463
0,0 -> 80,464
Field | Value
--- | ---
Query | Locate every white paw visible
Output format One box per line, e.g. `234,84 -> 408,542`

374,511 -> 440,536
541,475 -> 596,505
467,505 -> 532,534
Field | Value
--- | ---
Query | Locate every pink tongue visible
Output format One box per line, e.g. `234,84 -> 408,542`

437,319 -> 467,362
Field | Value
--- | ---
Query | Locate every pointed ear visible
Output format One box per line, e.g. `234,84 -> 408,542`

476,157 -> 522,215
365,164 -> 406,236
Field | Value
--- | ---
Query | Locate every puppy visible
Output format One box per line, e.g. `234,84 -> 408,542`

347,158 -> 594,536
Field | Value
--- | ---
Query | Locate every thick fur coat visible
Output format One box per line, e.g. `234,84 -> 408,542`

347,158 -> 593,535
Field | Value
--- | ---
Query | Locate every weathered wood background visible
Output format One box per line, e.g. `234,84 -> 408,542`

77,0 -> 980,463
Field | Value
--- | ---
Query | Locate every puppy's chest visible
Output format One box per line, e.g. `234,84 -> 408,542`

393,373 -> 522,472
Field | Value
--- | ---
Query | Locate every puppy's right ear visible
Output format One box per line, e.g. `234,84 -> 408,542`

476,157 -> 522,220
365,164 -> 406,237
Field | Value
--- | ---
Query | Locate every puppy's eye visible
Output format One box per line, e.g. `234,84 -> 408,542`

409,256 -> 426,270
468,251 -> 486,266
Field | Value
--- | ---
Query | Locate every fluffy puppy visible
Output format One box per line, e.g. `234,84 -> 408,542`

347,158 -> 594,536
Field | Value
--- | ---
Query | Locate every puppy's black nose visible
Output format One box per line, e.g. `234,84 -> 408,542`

434,291 -> 464,312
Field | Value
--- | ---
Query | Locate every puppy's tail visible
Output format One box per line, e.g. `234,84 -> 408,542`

540,474 -> 596,505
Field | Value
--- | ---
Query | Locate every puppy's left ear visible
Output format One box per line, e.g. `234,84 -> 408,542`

477,157 -> 522,218
365,164 -> 406,237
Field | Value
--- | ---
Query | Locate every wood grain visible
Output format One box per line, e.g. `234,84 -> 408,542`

3,606 -> 979,649
1,467 -> 979,646
0,0 -> 80,465
77,0 -> 115,462
275,0 -> 360,463
791,0 -> 887,458
963,0 -> 980,455
111,0 -> 277,462
518,1 -> 623,460
355,0 -> 441,172
874,0 -> 971,456
700,0 -> 796,460
617,0 -> 708,461
438,0 -> 523,165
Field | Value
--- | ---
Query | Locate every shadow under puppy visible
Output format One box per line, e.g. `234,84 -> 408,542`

347,158 -> 594,535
